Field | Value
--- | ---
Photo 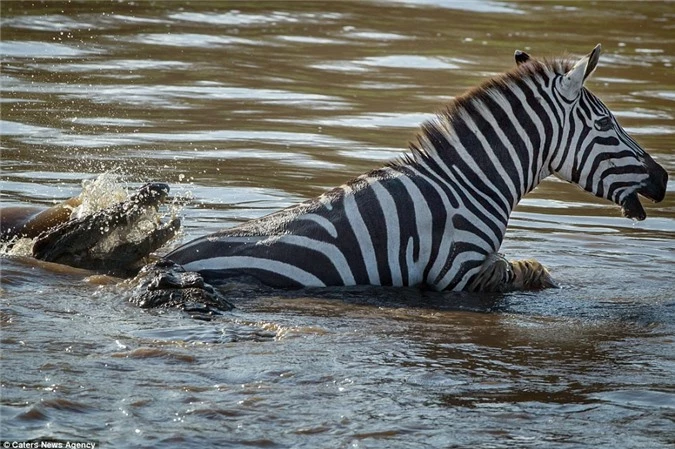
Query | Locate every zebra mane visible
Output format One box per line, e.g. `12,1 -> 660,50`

391,57 -> 574,168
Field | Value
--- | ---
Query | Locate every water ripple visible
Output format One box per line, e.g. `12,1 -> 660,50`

127,33 -> 263,48
0,41 -> 102,58
168,11 -> 345,26
313,55 -> 467,72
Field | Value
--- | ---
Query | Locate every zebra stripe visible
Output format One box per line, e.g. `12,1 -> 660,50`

369,179 -> 403,286
299,213 -> 338,239
184,256 -> 326,287
342,181 -> 381,285
166,45 -> 667,292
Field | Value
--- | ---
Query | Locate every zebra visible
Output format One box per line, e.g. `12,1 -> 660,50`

164,44 -> 668,293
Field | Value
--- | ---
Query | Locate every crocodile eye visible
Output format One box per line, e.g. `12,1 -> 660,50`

595,116 -> 613,131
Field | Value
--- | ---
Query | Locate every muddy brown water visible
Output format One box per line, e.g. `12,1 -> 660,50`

1,1 -> 674,448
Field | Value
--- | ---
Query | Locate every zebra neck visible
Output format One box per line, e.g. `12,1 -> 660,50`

408,85 -> 561,214
403,65 -> 570,220
412,127 -> 543,222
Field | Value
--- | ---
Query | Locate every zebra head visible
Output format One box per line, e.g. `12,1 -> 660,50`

529,44 -> 668,221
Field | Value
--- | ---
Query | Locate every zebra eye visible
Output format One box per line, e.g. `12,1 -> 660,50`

595,116 -> 613,131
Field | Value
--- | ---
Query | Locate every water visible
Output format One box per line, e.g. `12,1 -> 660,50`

1,1 -> 674,447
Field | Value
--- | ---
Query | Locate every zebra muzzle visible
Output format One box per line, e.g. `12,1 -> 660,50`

621,160 -> 668,221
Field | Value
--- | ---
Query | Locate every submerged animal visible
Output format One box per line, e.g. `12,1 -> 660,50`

1,183 -> 179,275
163,44 -> 667,293
1,44 -> 668,312
1,183 -> 233,314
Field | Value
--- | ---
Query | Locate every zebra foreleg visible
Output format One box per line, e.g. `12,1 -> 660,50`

468,253 -> 558,292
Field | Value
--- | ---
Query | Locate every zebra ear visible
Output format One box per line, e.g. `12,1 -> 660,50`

582,43 -> 601,79
514,50 -> 530,66
561,44 -> 602,99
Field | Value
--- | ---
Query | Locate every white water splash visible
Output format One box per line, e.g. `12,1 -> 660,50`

0,237 -> 36,257
70,171 -> 128,220
1,171 -> 185,258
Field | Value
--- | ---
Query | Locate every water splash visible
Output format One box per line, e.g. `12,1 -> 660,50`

70,171 -> 128,220
0,237 -> 36,257
1,171 -> 185,259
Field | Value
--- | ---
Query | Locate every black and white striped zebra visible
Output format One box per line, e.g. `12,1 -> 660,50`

166,44 -> 668,292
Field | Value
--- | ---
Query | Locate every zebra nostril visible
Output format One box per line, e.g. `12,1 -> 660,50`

639,161 -> 668,203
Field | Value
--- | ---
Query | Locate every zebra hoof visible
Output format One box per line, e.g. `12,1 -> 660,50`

510,259 -> 559,290
468,254 -> 558,292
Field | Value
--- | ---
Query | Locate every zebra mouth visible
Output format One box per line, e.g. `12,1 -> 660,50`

620,192 -> 646,221
620,159 -> 668,221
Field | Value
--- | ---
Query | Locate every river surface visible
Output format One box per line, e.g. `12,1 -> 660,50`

1,1 -> 674,448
